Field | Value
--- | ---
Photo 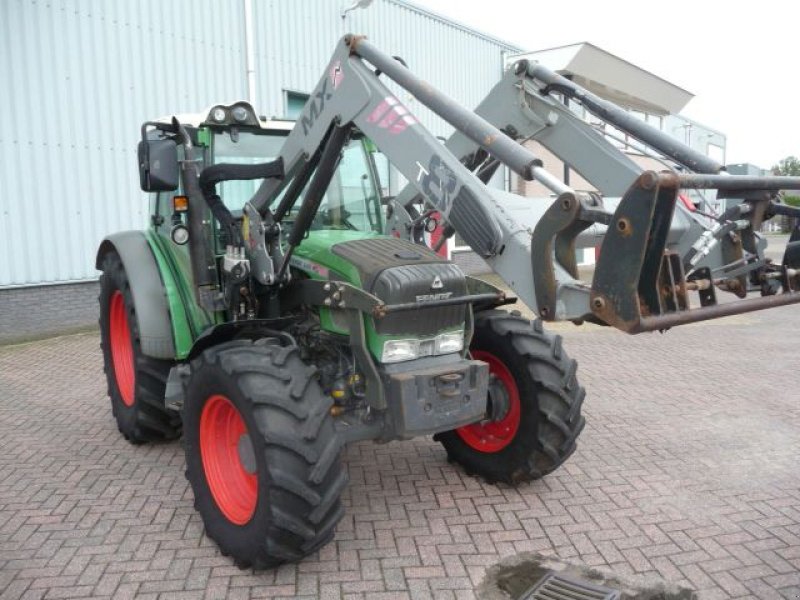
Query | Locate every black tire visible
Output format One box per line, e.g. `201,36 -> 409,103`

99,251 -> 182,443
436,309 -> 585,485
183,340 -> 347,569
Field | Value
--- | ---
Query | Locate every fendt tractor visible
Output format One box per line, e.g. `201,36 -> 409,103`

98,35 -> 800,568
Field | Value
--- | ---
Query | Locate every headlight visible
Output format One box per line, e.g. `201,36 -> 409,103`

435,331 -> 464,354
211,106 -> 227,122
381,339 -> 419,363
381,331 -> 464,364
231,106 -> 249,122
170,224 -> 190,245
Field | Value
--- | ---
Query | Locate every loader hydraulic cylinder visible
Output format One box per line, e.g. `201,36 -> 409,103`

520,60 -> 724,175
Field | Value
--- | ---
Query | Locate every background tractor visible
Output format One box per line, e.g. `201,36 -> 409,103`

98,35 -> 800,568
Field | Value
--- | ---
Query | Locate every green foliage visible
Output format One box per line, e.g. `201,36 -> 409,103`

783,195 -> 800,208
772,156 -> 800,176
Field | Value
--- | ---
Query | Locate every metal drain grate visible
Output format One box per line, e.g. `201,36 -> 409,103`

522,571 -> 621,600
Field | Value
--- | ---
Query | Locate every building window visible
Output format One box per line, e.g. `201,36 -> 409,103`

605,124 -> 627,150
707,143 -> 725,164
285,91 -> 309,119
647,113 -> 663,130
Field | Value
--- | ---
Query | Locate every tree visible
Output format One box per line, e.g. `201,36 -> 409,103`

770,157 -> 800,232
772,156 -> 800,176
783,195 -> 800,208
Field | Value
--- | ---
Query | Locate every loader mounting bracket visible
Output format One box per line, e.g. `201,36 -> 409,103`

531,191 -> 608,320
591,171 -> 678,332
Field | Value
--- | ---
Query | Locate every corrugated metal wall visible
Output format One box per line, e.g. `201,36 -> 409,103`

0,0 -> 518,287
0,0 -> 248,286
251,0 -> 516,137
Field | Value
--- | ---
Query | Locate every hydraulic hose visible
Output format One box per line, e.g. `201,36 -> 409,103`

198,159 -> 284,246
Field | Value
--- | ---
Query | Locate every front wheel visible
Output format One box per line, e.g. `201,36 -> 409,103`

183,340 -> 347,569
99,251 -> 181,443
436,310 -> 586,485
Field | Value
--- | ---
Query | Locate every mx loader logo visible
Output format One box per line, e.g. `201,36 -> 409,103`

301,79 -> 333,135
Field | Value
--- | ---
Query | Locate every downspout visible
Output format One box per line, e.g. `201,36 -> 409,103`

244,0 -> 257,107
562,75 -> 572,187
501,49 -> 511,194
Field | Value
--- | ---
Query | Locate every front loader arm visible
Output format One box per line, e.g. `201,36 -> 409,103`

248,35 -> 800,333
251,37 -> 545,258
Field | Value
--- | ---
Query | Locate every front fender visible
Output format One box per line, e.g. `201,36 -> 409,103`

96,231 -> 176,359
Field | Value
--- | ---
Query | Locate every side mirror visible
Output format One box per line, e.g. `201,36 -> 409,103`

138,139 -> 178,192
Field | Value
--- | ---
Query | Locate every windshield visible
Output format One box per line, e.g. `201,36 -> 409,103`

212,130 -> 384,234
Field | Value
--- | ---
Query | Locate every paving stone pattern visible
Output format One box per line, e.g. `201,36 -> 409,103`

1,306 -> 799,599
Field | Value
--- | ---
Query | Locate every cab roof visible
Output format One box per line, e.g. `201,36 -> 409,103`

152,101 -> 295,132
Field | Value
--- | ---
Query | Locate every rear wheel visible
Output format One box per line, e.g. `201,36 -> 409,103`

99,251 -> 181,443
183,340 -> 347,569
436,310 -> 585,485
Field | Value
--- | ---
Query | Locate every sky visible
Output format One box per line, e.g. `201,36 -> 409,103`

409,0 -> 798,169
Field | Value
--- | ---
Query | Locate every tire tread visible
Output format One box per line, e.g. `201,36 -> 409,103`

438,309 -> 586,485
184,341 -> 347,570
99,252 -> 181,443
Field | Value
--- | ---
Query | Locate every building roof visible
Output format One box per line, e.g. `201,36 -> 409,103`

509,42 -> 694,115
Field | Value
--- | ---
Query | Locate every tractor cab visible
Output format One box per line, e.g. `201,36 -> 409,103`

143,102 -> 385,256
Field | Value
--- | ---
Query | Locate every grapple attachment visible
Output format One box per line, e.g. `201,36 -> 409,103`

533,171 -> 800,333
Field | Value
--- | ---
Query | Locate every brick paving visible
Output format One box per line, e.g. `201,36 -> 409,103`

1,306 -> 799,599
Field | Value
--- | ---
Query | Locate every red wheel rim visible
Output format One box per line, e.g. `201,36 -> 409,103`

200,395 -> 258,525
109,290 -> 135,407
456,350 -> 521,453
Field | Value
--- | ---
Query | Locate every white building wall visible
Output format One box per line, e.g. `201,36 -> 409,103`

1,0 -> 249,286
252,0 -> 516,140
0,0 -> 519,287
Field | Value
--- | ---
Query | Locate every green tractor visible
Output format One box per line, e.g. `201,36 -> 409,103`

98,38 -> 585,568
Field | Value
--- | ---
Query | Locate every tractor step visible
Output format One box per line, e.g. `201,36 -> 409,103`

164,364 -> 191,411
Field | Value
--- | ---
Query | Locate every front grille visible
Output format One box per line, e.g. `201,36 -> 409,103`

371,263 -> 466,336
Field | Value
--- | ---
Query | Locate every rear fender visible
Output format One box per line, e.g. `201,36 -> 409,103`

96,231 -> 176,359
